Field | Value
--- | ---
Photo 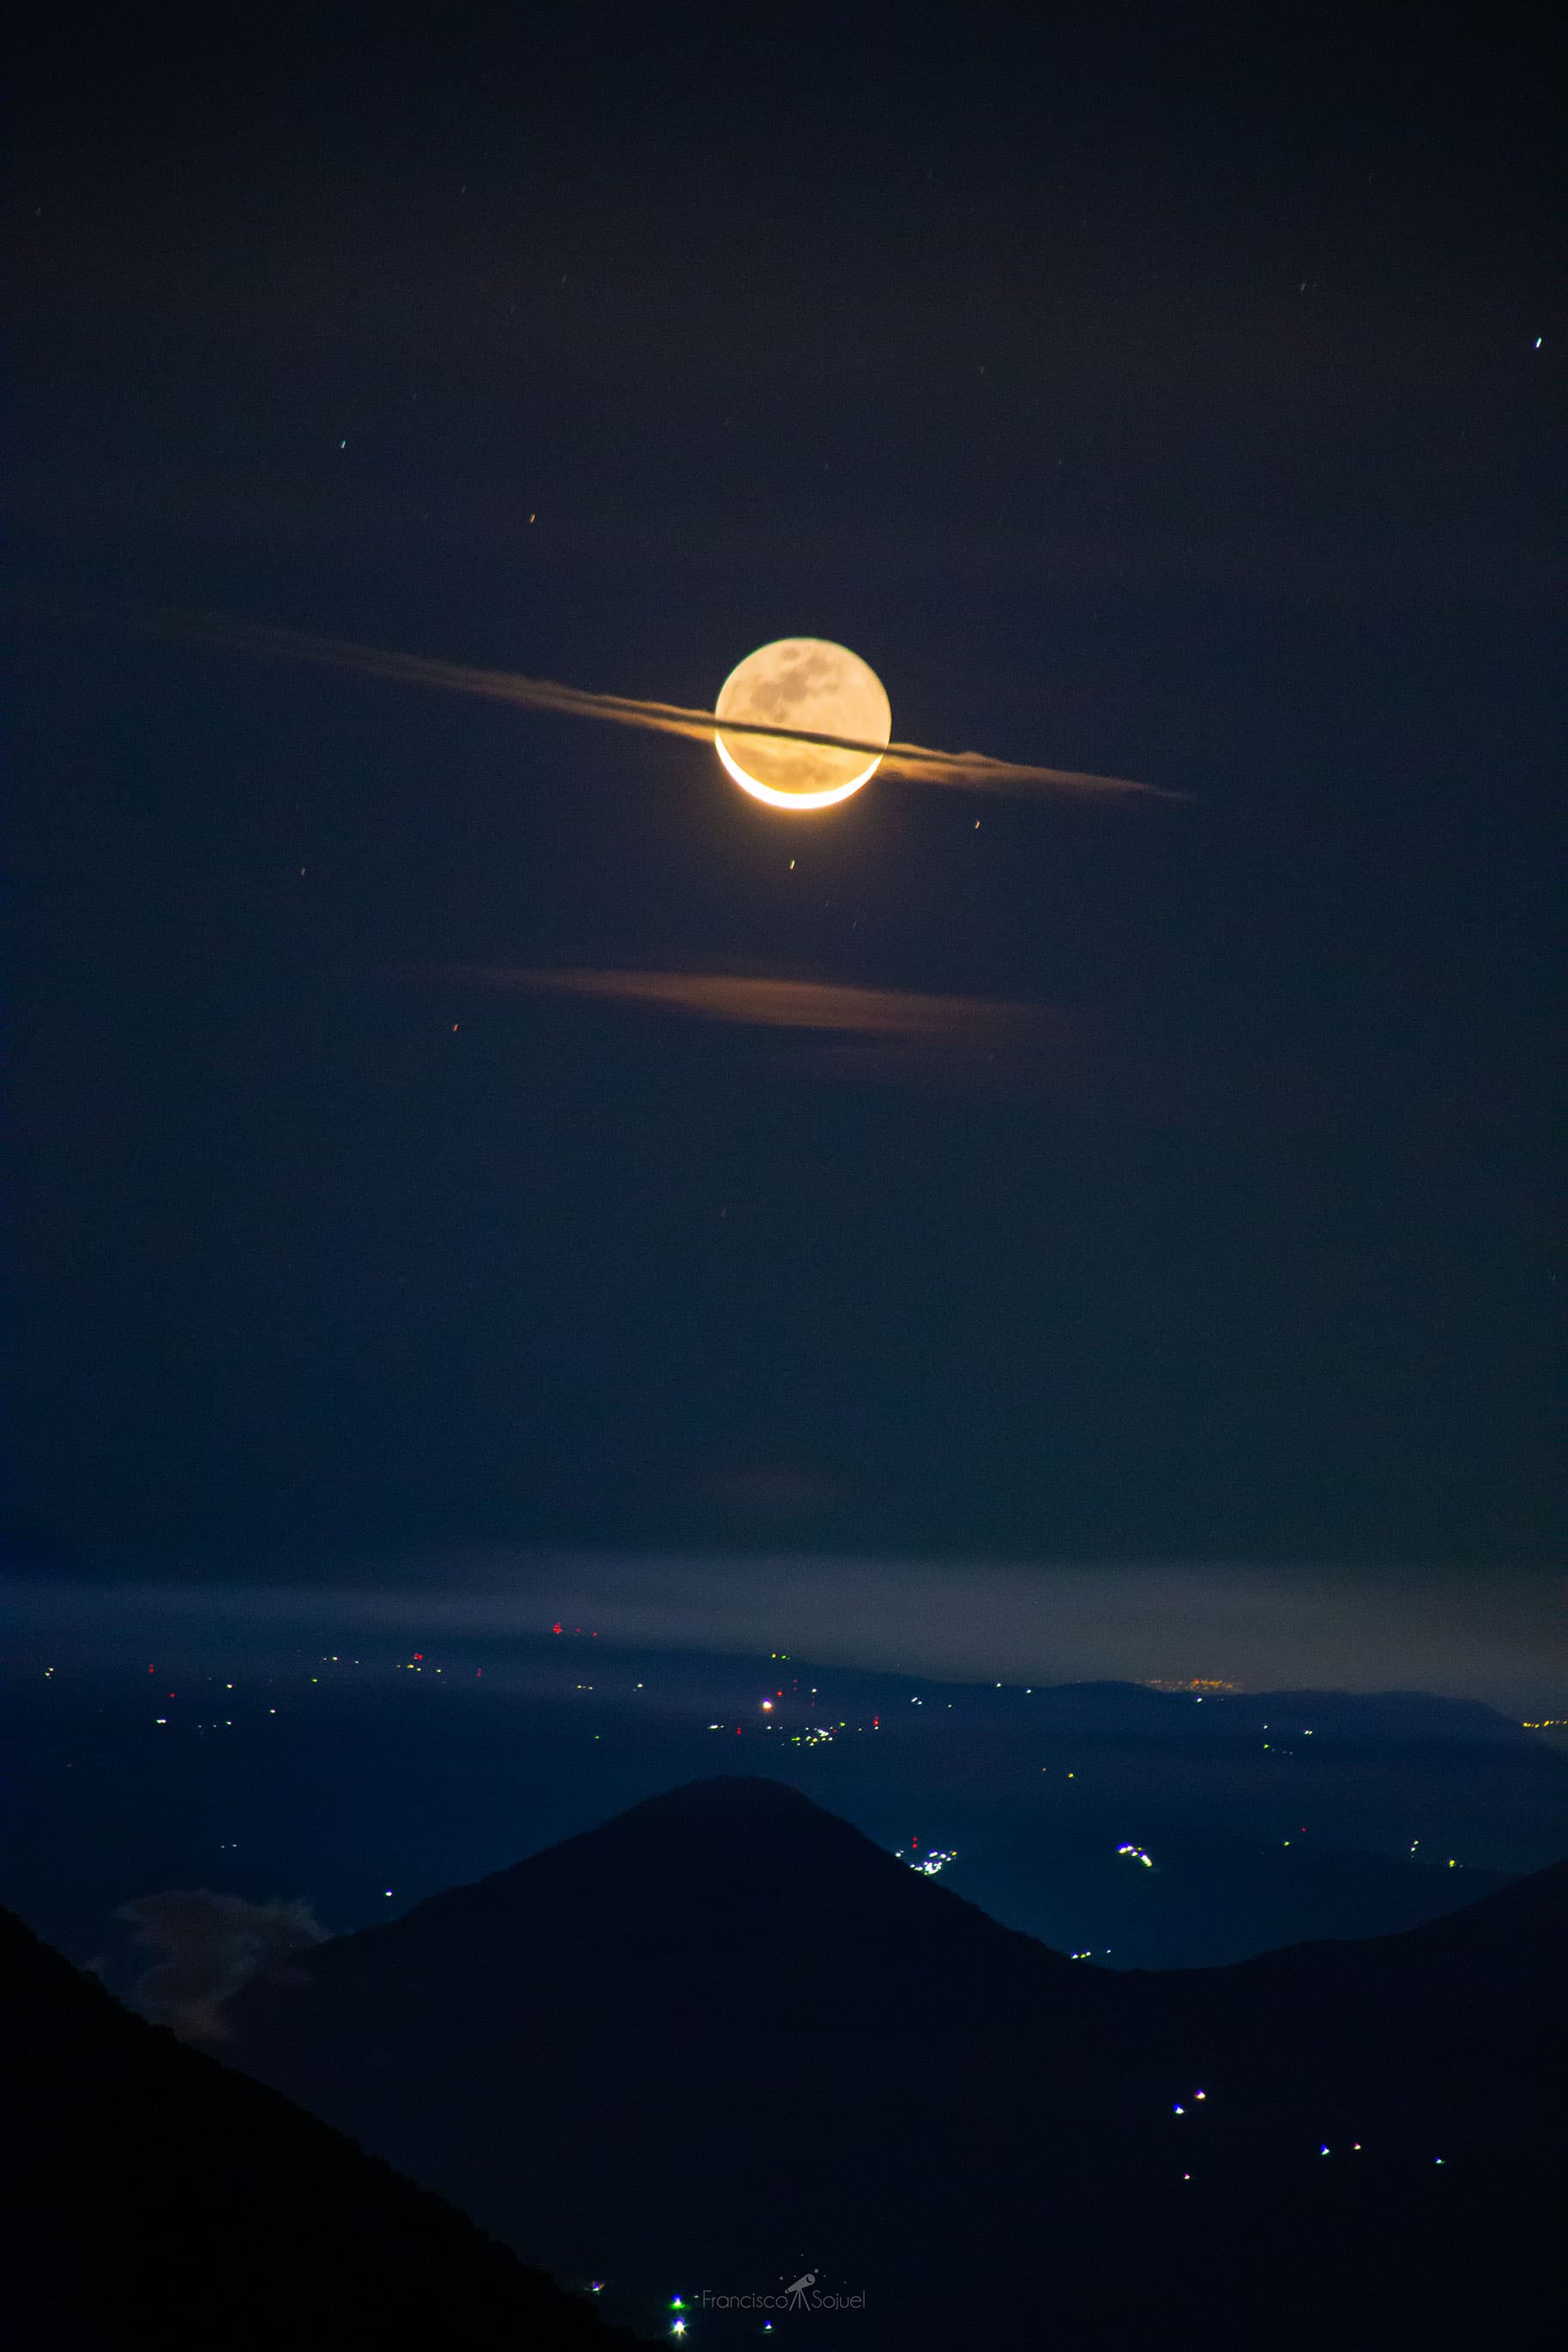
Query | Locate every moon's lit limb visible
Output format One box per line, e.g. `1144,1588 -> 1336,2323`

24,593 -> 1174,799
713,731 -> 883,809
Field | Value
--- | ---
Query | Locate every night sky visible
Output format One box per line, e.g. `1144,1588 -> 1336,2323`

10,9 -> 1559,1647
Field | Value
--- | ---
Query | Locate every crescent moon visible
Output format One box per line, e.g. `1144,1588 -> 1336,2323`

714,638 -> 891,811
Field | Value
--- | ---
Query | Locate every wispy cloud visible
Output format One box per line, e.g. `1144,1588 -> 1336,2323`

418,965 -> 1099,1094
28,596 -> 1172,800
114,1890 -> 326,2042
447,965 -> 1056,1035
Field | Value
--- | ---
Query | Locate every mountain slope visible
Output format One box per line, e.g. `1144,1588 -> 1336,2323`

0,1908 -> 647,2351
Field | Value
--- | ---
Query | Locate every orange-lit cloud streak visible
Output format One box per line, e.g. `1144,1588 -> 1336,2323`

41,597 -> 1170,801
463,966 -> 1049,1036
423,965 -> 1099,1096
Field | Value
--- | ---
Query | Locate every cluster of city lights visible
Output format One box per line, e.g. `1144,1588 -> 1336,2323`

1142,1677 -> 1240,1694
906,1847 -> 958,1878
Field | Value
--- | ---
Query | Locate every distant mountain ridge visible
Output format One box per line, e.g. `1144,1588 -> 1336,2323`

222,1775 -> 1566,2347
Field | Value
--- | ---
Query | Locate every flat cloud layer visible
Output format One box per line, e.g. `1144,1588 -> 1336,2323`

9,1558 -> 1561,1713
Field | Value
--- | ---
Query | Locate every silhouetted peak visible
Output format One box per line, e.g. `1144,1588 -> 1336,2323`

614,1773 -> 842,1824
230,1770 -> 1084,2051
381,1769 -> 995,1944
585,1773 -> 871,1852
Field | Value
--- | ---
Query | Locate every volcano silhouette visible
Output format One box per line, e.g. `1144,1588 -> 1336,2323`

211,1775 -> 1564,2346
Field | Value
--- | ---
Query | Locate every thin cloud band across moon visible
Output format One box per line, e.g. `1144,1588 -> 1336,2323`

39,597 -> 1174,805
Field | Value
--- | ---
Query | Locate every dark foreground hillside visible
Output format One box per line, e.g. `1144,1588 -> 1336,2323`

224,1777 -> 1566,2349
0,1908 -> 646,2351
